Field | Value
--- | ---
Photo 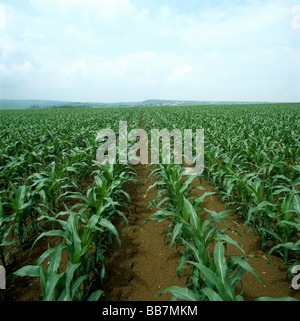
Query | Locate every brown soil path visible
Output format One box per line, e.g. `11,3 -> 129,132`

101,163 -> 187,301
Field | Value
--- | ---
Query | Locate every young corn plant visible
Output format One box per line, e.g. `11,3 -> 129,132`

266,198 -> 300,265
145,163 -> 202,214
68,174 -> 130,228
28,163 -> 73,211
158,240 -> 266,301
14,244 -> 103,301
28,208 -> 120,299
0,193 -> 18,269
5,184 -> 38,250
92,161 -> 139,187
253,192 -> 300,264
144,163 -> 207,246
145,160 -> 269,302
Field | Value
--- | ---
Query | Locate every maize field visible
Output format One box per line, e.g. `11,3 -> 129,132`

0,103 -> 299,301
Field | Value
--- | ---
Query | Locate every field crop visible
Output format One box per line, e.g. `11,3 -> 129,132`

142,103 -> 300,300
0,103 -> 299,301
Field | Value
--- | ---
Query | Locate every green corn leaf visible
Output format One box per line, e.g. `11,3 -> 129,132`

187,261 -> 233,301
181,238 -> 204,266
63,262 -> 81,301
157,286 -> 199,301
201,287 -> 223,301
14,265 -> 41,278
277,220 -> 300,232
230,256 -> 265,285
268,240 -> 300,259
39,267 -> 47,299
217,233 -> 245,257
44,271 -> 64,301
48,244 -> 62,274
214,242 -> 228,284
169,223 -> 183,249
70,274 -> 90,298
204,209 -> 234,225
293,195 -> 300,213
30,230 -> 70,259
36,244 -> 68,267
228,266 -> 246,290
98,218 -> 121,248
87,290 -> 105,301
191,192 -> 215,208
179,175 -> 197,194
255,297 -> 299,301
183,197 -> 198,229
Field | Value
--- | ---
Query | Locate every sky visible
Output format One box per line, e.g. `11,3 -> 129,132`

0,0 -> 299,103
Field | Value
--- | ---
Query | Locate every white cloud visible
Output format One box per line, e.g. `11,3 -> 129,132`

28,0 -> 138,27
12,61 -> 34,73
292,5 -> 300,30
0,0 -> 299,102
167,64 -> 193,82
0,35 -> 17,59
175,1 -> 292,49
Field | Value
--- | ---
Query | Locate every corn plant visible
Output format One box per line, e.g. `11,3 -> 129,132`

4,184 -> 37,250
28,161 -> 77,210
253,192 -> 300,264
144,162 -> 263,301
0,193 -> 18,268
68,174 -> 130,229
34,207 -> 120,289
158,241 -> 264,301
14,244 -> 103,301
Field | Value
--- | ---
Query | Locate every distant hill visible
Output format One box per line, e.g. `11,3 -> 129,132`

0,99 -> 75,110
0,99 -> 272,110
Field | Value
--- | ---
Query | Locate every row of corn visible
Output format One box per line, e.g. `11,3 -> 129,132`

0,107 -> 140,300
11,162 -> 138,301
141,104 -> 299,295
144,163 -> 298,301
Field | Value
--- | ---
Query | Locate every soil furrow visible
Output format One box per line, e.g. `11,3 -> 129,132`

101,163 -> 187,301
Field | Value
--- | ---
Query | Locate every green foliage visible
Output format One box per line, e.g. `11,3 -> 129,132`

142,103 -> 299,302
1,103 -> 299,301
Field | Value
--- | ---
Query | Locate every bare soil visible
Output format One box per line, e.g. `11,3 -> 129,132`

101,164 -> 188,301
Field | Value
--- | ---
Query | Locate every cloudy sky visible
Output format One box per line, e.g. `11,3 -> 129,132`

0,0 -> 299,102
